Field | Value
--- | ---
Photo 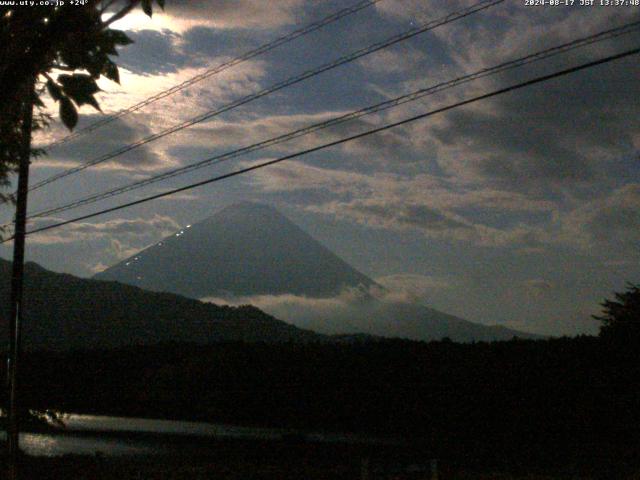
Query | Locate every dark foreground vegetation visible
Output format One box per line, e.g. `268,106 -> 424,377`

0,448 -> 623,480
2,332 -> 636,478
0,441 -> 418,480
0,284 -> 637,478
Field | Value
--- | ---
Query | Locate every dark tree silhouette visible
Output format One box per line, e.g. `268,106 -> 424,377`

593,283 -> 640,341
0,2 -> 167,467
0,0 -> 165,203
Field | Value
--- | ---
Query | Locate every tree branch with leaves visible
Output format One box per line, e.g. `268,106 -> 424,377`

593,282 -> 640,342
0,0 -> 165,202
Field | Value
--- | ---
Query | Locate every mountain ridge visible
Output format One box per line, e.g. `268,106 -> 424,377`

95,202 -> 377,299
0,258 -> 324,351
95,203 -> 542,342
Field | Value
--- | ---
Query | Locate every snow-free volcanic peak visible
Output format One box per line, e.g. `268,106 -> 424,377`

94,202 -> 376,299
95,203 -> 542,342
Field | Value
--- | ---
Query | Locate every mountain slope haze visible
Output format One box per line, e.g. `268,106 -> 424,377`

96,203 -> 541,342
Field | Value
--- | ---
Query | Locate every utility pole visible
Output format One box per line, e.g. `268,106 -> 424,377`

6,77 -> 35,480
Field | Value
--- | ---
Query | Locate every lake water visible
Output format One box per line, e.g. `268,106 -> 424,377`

0,414 -> 400,457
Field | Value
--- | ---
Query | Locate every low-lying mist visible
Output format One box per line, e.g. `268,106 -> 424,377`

202,280 -> 536,342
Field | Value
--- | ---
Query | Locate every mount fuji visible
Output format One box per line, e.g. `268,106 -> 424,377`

95,202 -> 376,299
95,203 -> 540,342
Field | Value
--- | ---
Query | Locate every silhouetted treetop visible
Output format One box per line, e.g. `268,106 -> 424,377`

593,283 -> 640,341
0,0 -> 165,202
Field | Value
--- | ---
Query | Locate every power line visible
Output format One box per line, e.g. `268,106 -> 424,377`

33,0 -> 503,190
23,20 -> 640,221
29,0 -> 505,192
12,46 -> 638,240
44,0 -> 385,149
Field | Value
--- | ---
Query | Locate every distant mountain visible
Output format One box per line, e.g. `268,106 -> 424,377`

95,203 -> 541,342
262,297 -> 542,342
95,202 -> 376,299
0,259 -> 323,351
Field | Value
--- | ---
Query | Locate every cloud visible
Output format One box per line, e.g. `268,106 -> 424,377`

374,0 -> 472,23
165,110 -> 348,155
201,285 -> 406,337
341,201 -> 471,231
110,0 -> 306,33
246,159 -> 562,249
202,285 -> 378,335
375,273 -> 453,302
358,47 -> 427,75
249,161 -> 430,196
164,108 -> 416,168
27,214 -> 180,246
418,10 -> 640,194
351,1 -> 640,201
522,279 -> 554,298
14,0 -> 640,341
164,0 -> 306,30
34,57 -> 269,178
201,280 -> 539,340
89,262 -> 110,275
108,0 -> 307,33
26,214 -> 182,275
35,116 -> 160,172
310,199 -> 549,248
180,26 -> 253,60
252,160 -> 556,210
559,183 -> 640,252
117,29 -> 196,76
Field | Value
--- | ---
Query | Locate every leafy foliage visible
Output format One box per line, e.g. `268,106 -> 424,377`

57,73 -> 102,110
0,0 -> 166,200
593,282 -> 640,341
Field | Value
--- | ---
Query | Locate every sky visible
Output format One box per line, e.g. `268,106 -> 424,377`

2,0 -> 639,336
